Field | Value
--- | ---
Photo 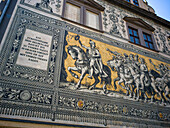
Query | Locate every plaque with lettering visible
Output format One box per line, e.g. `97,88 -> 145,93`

16,29 -> 52,71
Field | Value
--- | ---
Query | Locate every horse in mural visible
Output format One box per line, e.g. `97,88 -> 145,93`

106,49 -> 167,102
149,59 -> 170,103
67,45 -> 111,93
149,69 -> 170,103
107,55 -> 135,98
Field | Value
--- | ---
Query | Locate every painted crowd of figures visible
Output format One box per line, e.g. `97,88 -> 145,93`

106,49 -> 170,103
66,35 -> 170,104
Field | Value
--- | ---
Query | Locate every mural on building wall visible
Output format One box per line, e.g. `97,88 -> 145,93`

23,0 -> 62,14
60,31 -> 170,105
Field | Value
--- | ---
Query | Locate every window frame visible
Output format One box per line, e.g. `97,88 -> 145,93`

64,2 -> 81,23
128,27 -> 140,45
133,0 -> 139,6
62,0 -> 103,32
143,32 -> 154,50
126,0 -> 130,2
127,22 -> 158,51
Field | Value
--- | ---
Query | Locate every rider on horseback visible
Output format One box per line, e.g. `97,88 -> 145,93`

79,40 -> 108,79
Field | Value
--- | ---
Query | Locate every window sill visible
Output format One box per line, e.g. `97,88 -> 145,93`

128,41 -> 159,53
61,17 -> 104,33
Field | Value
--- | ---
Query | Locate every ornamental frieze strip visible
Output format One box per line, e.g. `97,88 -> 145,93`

0,8 -> 63,87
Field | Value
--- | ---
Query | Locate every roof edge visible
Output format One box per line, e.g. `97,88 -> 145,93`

124,17 -> 155,31
105,0 -> 170,29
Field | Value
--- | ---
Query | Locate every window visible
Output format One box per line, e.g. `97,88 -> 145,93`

124,17 -> 156,51
62,0 -> 104,31
64,3 -> 80,23
133,0 -> 139,6
86,10 -> 99,29
143,33 -> 154,49
128,27 -> 140,44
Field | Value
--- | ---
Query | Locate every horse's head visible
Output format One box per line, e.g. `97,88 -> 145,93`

107,57 -> 123,71
67,45 -> 88,61
107,58 -> 116,71
67,46 -> 78,60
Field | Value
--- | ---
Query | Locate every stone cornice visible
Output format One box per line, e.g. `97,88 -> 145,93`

106,0 -> 170,29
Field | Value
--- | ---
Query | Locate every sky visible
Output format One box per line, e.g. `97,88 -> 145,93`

147,0 -> 170,21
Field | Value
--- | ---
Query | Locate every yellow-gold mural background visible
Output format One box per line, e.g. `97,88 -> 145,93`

63,31 -> 169,100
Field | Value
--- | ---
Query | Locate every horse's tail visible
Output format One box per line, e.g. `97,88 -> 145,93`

101,65 -> 112,85
150,69 -> 161,79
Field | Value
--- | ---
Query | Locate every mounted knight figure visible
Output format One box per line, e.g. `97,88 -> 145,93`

67,37 -> 111,93
79,40 -> 108,79
149,59 -> 170,103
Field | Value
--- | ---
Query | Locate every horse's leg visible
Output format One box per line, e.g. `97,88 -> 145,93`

102,80 -> 109,94
75,67 -> 87,89
144,92 -> 148,102
156,87 -> 166,104
150,95 -> 154,103
68,67 -> 79,78
89,75 -> 100,90
113,77 -> 120,90
135,79 -> 140,101
143,86 -> 149,102
160,91 -> 166,104
164,86 -> 170,101
156,89 -> 164,104
118,79 -> 125,89
126,84 -> 130,96
149,86 -> 155,103
103,83 -> 108,94
150,92 -> 155,103
151,82 -> 160,103
128,84 -> 134,98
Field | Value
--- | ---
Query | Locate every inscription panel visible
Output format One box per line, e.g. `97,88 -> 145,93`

16,29 -> 52,71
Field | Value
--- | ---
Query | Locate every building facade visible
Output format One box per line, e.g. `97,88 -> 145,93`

0,0 -> 170,127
